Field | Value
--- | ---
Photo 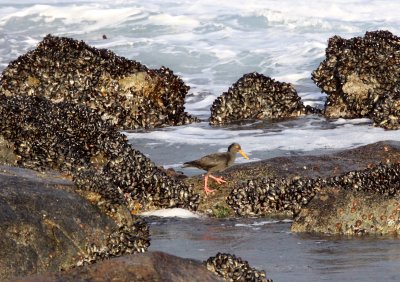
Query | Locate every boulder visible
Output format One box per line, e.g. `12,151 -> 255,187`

11,252 -> 223,282
0,34 -> 198,129
209,72 -> 319,125
0,165 -> 149,281
312,30 -> 400,124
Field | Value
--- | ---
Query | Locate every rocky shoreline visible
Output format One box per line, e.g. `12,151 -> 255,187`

0,30 -> 400,281
1,141 -> 399,281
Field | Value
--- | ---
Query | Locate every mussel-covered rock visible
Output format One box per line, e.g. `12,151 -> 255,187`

205,252 -> 271,282
0,165 -> 149,280
209,72 -> 319,125
0,94 -> 200,214
312,30 -> 400,122
227,161 -> 400,218
0,34 -> 198,129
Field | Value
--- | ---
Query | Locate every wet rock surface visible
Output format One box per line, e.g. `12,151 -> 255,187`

312,30 -> 400,126
0,165 -> 148,281
209,72 -> 319,125
12,252 -> 223,282
0,34 -> 198,130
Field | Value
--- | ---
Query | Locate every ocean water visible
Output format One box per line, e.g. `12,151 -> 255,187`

146,215 -> 400,282
2,1 -> 400,281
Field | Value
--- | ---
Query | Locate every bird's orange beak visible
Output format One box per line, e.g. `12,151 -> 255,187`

239,150 -> 249,159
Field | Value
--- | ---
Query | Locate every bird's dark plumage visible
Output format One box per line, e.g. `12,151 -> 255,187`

183,143 -> 249,194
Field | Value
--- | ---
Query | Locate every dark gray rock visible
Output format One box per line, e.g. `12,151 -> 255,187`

0,165 -> 121,280
11,252 -> 223,282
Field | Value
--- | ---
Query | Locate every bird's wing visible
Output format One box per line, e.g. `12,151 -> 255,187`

194,152 -> 228,169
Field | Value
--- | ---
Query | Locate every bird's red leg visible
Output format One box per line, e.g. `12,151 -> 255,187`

204,175 -> 215,194
209,174 -> 226,184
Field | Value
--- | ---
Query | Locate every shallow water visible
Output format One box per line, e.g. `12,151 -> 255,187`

147,217 -> 400,281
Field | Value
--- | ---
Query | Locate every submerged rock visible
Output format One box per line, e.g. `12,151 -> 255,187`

0,34 -> 198,129
206,252 -> 271,282
209,72 -> 319,125
312,30 -> 400,125
0,165 -> 149,281
10,252 -> 223,282
0,94 -> 200,214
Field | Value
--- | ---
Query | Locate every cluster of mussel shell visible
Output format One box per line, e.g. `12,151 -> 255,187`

0,94 -> 199,210
227,176 -> 320,217
312,30 -> 400,129
206,252 -> 271,282
0,94 -> 201,261
0,34 -> 198,129
326,162 -> 400,196
78,219 -> 150,265
372,85 -> 400,130
227,162 -> 400,217
209,72 -> 320,125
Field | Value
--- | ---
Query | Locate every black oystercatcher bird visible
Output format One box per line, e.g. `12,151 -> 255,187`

183,143 -> 249,194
